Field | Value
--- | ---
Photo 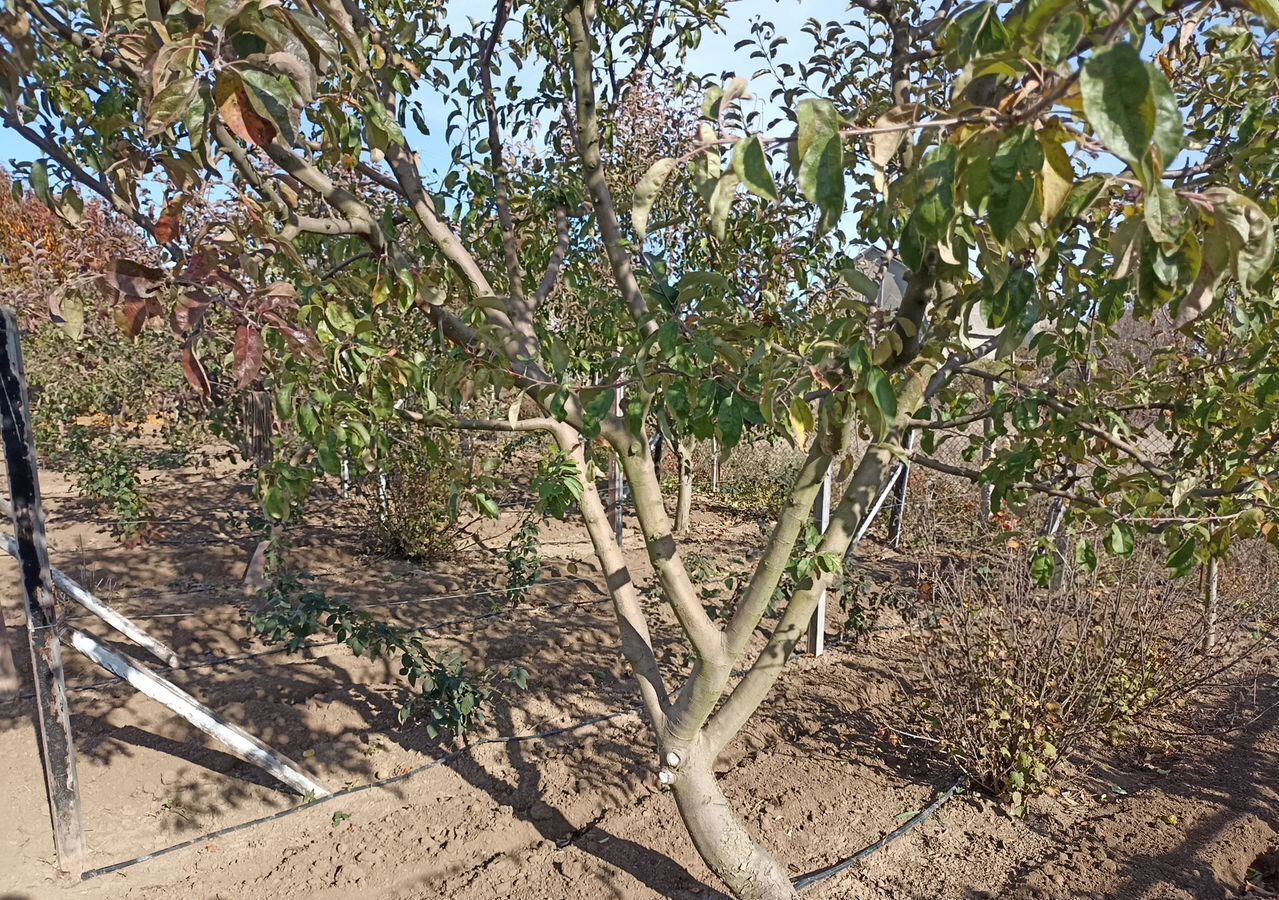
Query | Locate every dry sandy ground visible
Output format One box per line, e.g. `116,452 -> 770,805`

2,456 -> 1278,900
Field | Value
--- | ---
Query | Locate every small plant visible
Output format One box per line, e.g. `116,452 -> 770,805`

502,516 -> 543,607
63,425 -> 152,543
833,570 -> 917,640
251,570 -> 527,738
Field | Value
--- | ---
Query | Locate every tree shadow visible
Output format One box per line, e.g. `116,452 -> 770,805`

431,703 -> 723,900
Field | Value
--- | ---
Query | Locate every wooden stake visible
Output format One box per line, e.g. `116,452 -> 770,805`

0,308 -> 84,873
68,628 -> 329,798
806,470 -> 832,657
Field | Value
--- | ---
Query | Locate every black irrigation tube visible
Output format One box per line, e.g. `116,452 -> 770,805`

791,775 -> 968,891
9,591 -> 618,700
78,707 -> 642,882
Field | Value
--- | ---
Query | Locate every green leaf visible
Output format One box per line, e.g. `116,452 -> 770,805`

147,78 -> 197,137
1105,522 -> 1135,557
838,265 -> 880,299
1167,536 -> 1196,577
701,84 -> 724,119
914,143 -> 957,240
795,98 -> 840,161
29,160 -> 49,204
1040,13 -> 1083,65
988,126 -> 1043,242
708,172 -> 740,241
1203,187 -> 1275,290
1080,43 -> 1154,168
1143,181 -> 1186,247
1148,65 -> 1183,170
1030,552 -> 1054,586
1243,0 -> 1279,28
204,0 -> 242,27
240,68 -> 297,143
797,118 -> 845,235
866,367 -> 897,422
1075,540 -> 1097,571
632,157 -> 676,240
732,135 -> 778,203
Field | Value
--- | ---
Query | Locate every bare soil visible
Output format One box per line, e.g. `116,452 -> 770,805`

2,453 -> 1278,900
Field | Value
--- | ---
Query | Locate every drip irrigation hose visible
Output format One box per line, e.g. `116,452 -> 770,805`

78,707 -> 642,881
791,775 -> 968,891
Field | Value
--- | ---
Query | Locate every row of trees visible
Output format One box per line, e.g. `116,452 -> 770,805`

2,0 -> 1277,896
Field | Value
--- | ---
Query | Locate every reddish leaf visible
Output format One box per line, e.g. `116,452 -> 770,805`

263,311 -> 324,361
106,258 -> 166,300
233,324 -> 265,389
180,247 -> 219,282
113,299 -> 148,338
215,75 -> 277,148
171,289 -> 209,334
182,345 -> 212,397
154,212 -> 181,244
255,282 -> 300,314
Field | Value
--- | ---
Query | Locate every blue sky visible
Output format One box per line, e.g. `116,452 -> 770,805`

0,0 -> 850,171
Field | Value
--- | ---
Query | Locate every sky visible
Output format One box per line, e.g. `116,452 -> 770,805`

0,0 -> 851,171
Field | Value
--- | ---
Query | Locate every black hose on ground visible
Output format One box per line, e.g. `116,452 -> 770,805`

792,775 -> 968,891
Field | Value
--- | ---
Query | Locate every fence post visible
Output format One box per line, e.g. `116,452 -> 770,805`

710,437 -> 720,493
978,378 -> 995,528
609,383 -> 624,546
806,469 -> 833,656
0,308 -> 85,873
885,430 -> 919,549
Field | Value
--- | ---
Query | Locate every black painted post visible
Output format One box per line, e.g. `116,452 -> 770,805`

0,308 -> 84,873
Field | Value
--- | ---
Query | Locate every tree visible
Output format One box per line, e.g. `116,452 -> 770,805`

2,0 -> 1277,897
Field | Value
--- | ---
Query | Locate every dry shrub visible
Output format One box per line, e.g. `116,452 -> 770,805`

356,433 -> 468,561
912,547 -> 1255,813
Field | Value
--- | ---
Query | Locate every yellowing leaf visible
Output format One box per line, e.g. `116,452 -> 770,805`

1040,134 -> 1073,224
632,157 -> 676,240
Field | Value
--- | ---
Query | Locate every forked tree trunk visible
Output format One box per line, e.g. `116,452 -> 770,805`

674,440 -> 693,536
670,748 -> 797,900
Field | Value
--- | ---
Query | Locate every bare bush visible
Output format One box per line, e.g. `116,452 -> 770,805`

911,547 -> 1258,813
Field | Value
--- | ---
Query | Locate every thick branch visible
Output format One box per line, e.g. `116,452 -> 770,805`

563,0 -> 657,337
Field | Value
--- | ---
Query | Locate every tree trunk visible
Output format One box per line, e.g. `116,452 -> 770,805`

670,748 -> 797,900
674,441 -> 693,536
1203,557 -> 1218,652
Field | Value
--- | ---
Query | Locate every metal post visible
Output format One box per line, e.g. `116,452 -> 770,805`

806,469 -> 833,656
610,385 -> 624,546
710,438 -> 720,492
886,431 -> 917,549
0,308 -> 84,873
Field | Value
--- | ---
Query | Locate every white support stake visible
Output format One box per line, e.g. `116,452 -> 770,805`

806,470 -> 833,656
0,526 -> 180,669
610,383 -> 625,546
67,628 -> 329,798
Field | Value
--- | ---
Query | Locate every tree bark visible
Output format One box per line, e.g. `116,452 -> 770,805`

674,440 -> 693,537
670,746 -> 797,900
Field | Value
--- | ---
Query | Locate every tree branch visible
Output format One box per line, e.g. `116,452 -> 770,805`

563,0 -> 657,337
